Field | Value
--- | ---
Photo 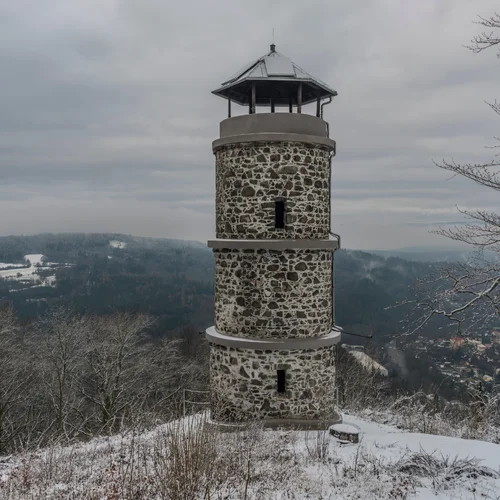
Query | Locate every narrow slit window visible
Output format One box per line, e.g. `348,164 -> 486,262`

275,201 -> 285,229
277,369 -> 286,393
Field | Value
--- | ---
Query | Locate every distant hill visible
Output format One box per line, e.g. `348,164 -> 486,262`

0,233 -> 441,342
334,249 -> 436,346
369,245 -> 489,263
0,233 -> 214,335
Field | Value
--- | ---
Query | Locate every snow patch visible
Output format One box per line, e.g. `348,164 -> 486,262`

0,254 -> 69,291
350,350 -> 389,376
24,254 -> 45,266
0,263 -> 25,270
109,240 -> 126,249
331,423 -> 360,434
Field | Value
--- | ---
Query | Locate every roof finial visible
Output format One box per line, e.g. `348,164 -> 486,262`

270,28 -> 276,52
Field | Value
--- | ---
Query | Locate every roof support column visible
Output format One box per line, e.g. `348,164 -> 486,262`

297,82 -> 302,114
289,97 -> 293,113
316,92 -> 321,118
250,83 -> 256,114
228,96 -> 232,118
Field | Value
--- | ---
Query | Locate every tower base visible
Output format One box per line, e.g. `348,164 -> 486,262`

207,413 -> 342,432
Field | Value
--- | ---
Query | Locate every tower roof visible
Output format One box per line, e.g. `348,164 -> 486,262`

212,45 -> 337,107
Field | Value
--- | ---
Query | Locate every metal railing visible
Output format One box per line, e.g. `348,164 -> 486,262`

182,389 -> 210,418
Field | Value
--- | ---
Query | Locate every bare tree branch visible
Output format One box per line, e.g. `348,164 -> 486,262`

403,12 -> 500,338
466,13 -> 500,56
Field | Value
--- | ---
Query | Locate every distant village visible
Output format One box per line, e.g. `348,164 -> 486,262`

412,330 -> 500,389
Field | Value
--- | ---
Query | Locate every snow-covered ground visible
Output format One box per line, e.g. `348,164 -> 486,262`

0,262 -> 25,269
350,351 -> 389,376
343,414 -> 500,499
0,254 -> 69,291
109,240 -> 126,249
1,413 -> 498,499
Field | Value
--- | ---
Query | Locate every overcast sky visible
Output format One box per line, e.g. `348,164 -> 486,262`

1,0 -> 498,250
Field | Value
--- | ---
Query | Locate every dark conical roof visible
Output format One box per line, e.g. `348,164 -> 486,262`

212,45 -> 337,107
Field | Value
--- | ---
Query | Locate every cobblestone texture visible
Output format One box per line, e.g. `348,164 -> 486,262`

210,344 -> 337,422
214,248 -> 333,338
215,141 -> 332,239
209,129 -> 338,424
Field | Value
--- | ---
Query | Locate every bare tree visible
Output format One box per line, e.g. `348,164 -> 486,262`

141,336 -> 208,419
406,13 -> 500,336
79,312 -> 151,433
0,306 -> 32,453
33,307 -> 88,439
466,13 -> 500,55
0,305 -> 207,452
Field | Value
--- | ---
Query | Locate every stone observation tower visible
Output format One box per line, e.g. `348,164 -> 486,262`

205,44 -> 342,428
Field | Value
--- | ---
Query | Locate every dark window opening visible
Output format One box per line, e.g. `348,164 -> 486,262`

277,369 -> 286,393
275,201 -> 285,229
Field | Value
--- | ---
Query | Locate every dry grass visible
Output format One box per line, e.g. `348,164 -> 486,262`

304,429 -> 331,464
150,418 -> 217,500
3,414 -> 500,500
396,448 -> 499,493
0,415 -> 421,500
0,415 -> 305,500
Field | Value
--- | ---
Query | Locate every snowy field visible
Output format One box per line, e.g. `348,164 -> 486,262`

109,240 -> 127,249
0,254 -> 45,279
0,254 -> 71,291
1,413 -> 499,499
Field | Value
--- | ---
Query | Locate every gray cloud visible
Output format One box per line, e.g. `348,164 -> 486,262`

1,0 -> 499,250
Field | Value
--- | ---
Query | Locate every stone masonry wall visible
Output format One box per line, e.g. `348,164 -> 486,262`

215,141 -> 332,239
210,343 -> 336,422
214,248 -> 333,338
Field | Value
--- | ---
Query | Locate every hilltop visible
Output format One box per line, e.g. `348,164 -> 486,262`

1,412 -> 499,499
